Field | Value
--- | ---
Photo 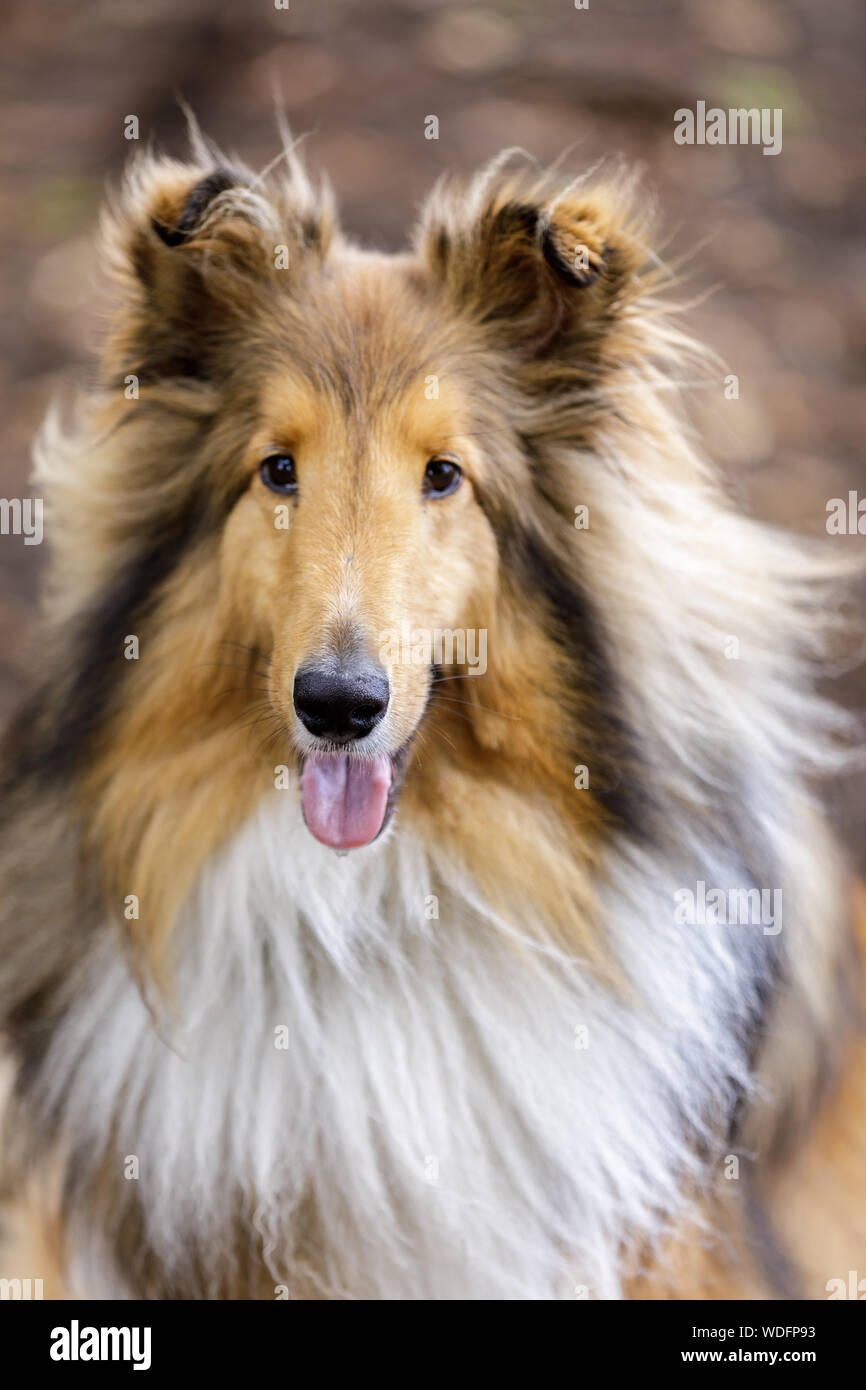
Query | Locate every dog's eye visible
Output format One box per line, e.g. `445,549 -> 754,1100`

423,457 -> 462,498
260,453 -> 298,493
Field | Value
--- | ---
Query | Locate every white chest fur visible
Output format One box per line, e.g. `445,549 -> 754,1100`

44,790 -> 761,1299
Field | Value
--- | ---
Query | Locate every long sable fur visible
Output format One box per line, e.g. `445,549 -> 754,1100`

0,141 -> 862,1299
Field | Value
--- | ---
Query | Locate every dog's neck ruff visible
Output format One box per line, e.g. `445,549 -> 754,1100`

45,789 -> 763,1299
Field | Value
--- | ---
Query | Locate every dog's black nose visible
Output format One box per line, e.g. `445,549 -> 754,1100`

293,662 -> 390,742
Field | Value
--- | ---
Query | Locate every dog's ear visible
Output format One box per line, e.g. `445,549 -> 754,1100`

419,166 -> 647,357
102,155 -> 334,384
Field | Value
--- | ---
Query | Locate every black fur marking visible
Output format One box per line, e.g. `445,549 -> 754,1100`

300,214 -> 323,249
490,201 -> 540,241
741,1179 -> 804,1301
151,168 -> 238,248
528,531 -> 653,830
483,498 -> 655,839
432,226 -> 450,271
1,514 -> 206,792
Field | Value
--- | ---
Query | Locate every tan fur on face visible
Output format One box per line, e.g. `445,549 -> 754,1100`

229,355 -> 496,752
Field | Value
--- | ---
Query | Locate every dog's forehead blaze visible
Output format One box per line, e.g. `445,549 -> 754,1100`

250,258 -> 474,482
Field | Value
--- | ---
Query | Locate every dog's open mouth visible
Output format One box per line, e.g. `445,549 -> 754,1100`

299,747 -> 407,850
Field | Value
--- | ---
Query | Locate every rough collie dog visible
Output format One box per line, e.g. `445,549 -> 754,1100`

1,138 -> 864,1301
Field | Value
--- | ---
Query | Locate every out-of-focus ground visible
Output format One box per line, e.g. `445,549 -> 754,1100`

0,0 -> 864,855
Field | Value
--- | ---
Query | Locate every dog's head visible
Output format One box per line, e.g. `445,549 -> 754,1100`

38,148 -> 651,872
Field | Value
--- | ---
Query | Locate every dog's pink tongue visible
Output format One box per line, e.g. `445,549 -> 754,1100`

300,752 -> 392,849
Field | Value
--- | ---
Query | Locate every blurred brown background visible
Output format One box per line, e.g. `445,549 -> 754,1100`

0,0 -> 863,851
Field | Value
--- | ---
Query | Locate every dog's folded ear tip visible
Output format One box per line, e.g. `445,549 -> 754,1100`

149,167 -> 240,249
540,224 -> 609,289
